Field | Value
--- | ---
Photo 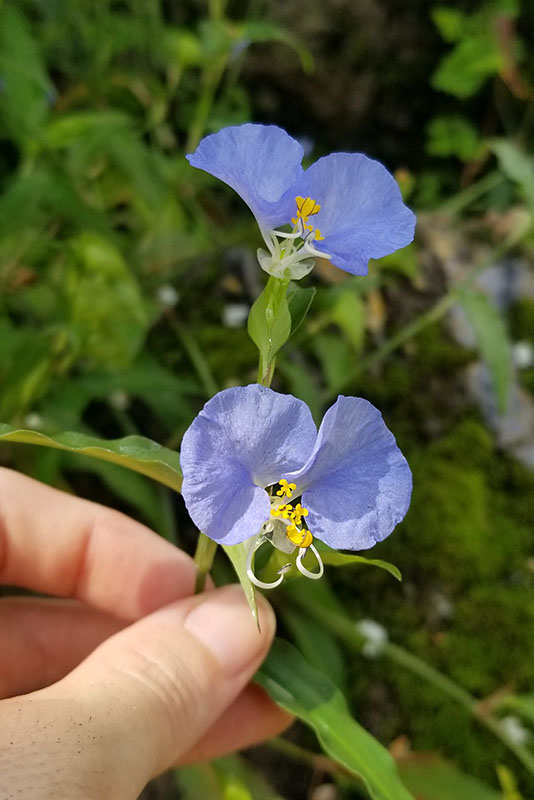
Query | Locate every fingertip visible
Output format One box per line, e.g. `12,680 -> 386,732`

184,584 -> 276,678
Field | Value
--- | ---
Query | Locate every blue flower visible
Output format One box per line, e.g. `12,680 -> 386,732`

180,384 -> 411,586
187,123 -> 416,280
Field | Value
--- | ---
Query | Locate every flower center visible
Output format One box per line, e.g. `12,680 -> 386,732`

245,477 -> 324,589
291,196 -> 324,242
270,479 -> 313,549
257,195 -> 331,280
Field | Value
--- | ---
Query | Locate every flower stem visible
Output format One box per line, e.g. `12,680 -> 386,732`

194,532 -> 218,593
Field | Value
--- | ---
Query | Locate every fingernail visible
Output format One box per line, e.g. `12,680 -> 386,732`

185,585 -> 275,677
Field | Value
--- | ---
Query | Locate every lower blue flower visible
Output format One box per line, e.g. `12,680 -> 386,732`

180,385 -> 412,585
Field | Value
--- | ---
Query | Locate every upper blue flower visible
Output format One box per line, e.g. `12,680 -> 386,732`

187,123 -> 416,279
180,384 -> 412,556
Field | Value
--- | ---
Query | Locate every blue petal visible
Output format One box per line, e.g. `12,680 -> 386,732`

285,397 -> 412,550
303,153 -> 416,275
180,385 -> 317,545
187,124 -> 304,233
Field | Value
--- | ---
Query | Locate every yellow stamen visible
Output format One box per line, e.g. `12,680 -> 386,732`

291,503 -> 309,525
286,525 -> 313,549
276,479 -> 296,498
296,196 -> 321,219
271,503 -> 294,520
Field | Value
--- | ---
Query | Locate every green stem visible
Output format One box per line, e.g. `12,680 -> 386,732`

303,599 -> 534,777
436,170 -> 504,216
186,58 -> 227,153
194,532 -> 218,593
175,325 -> 219,398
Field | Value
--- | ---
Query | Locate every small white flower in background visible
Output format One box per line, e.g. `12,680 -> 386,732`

499,716 -> 531,746
222,302 -> 250,328
156,284 -> 180,309
356,619 -> 389,658
23,413 -> 43,430
512,341 -> 534,369
109,391 -> 130,412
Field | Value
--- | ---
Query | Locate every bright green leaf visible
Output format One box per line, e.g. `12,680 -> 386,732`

256,639 -> 415,800
431,8 -> 467,42
315,543 -> 402,581
427,116 -> 483,162
432,35 -> 501,98
0,425 -> 182,492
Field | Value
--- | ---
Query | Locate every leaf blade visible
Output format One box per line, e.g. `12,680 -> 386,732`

0,425 -> 182,491
256,639 -> 415,800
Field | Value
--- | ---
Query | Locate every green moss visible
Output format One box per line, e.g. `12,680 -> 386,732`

426,418 -> 494,471
389,455 -> 496,586
444,583 -> 534,695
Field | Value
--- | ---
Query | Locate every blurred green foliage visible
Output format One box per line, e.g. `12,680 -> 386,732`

1,0 -> 534,798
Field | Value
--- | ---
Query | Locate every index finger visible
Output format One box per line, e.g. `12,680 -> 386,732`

0,467 -> 196,620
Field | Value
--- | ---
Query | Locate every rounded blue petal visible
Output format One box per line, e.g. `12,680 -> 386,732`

180,385 -> 317,545
285,396 -> 412,550
303,153 -> 416,275
187,124 -> 305,232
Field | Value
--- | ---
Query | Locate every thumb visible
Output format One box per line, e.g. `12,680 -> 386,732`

0,585 -> 275,800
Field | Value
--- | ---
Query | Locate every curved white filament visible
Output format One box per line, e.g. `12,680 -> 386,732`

246,533 -> 286,590
296,543 -> 324,580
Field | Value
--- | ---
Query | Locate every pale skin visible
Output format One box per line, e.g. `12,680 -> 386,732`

0,468 -> 291,799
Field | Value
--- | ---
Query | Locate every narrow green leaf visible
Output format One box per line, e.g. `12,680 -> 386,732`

256,639 -> 415,800
458,288 -> 512,413
315,543 -> 402,581
222,542 -> 258,625
0,425 -> 182,492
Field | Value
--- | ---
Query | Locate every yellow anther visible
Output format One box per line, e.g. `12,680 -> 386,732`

314,229 -> 324,241
271,503 -> 289,517
295,196 -> 321,219
300,529 -> 313,548
292,503 -> 309,525
276,479 -> 296,498
286,525 -> 313,549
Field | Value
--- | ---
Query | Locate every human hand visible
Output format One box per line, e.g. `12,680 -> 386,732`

0,468 -> 289,799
